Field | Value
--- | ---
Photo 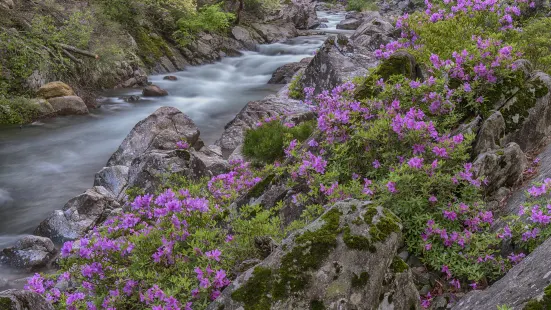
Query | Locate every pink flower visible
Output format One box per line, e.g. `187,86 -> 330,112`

386,181 -> 397,193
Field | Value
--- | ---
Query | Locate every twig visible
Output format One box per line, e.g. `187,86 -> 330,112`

61,49 -> 83,64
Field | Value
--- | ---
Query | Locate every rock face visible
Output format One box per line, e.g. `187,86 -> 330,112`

351,13 -> 395,52
46,96 -> 89,115
142,85 -> 168,97
268,58 -> 312,84
0,289 -> 54,310
0,236 -> 56,270
35,186 -> 120,243
473,142 -> 527,195
215,95 -> 311,157
336,18 -> 362,30
36,81 -> 75,99
452,236 -> 551,309
108,107 -> 202,167
473,111 -> 505,156
300,35 -> 377,95
207,199 -> 420,310
279,0 -> 319,30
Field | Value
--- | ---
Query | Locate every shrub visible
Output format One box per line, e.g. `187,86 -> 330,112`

513,17 -> 551,74
242,120 -> 315,163
175,4 -> 235,45
288,72 -> 305,100
0,97 -> 40,125
346,0 -> 378,12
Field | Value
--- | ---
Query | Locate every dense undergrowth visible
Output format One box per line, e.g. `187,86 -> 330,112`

22,0 -> 551,309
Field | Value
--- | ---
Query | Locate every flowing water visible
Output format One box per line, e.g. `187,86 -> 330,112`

0,12 -> 346,258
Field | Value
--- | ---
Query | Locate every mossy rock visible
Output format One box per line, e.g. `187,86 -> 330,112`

36,81 -> 75,99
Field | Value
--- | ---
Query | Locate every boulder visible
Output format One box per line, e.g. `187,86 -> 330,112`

30,99 -> 55,117
127,150 -> 208,194
300,35 -> 377,95
351,16 -> 395,51
34,186 -> 120,243
192,145 -> 230,176
163,76 -> 178,81
473,142 -> 527,194
47,96 -> 89,116
107,106 -> 202,167
473,111 -> 505,156
207,199 -> 420,310
0,0 -> 14,9
336,18 -> 362,30
36,81 -> 74,99
231,26 -> 265,50
93,165 -> 129,199
0,289 -> 54,310
452,236 -> 551,309
0,236 -> 56,270
502,71 -> 551,152
268,58 -> 312,84
215,95 -> 310,158
250,22 -> 298,43
279,0 -> 319,30
142,85 -> 168,97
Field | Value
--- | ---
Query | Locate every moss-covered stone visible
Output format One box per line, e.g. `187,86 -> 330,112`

134,28 -> 174,67
310,299 -> 326,310
522,283 -> 551,310
351,271 -> 370,288
370,211 -> 400,243
343,225 -> 375,252
231,267 -> 273,310
0,297 -> 13,309
390,256 -> 409,273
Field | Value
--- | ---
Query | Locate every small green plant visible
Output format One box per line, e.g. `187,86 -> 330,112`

243,120 -> 315,163
346,0 -> 378,12
175,4 -> 235,46
288,72 -> 305,100
497,305 -> 513,310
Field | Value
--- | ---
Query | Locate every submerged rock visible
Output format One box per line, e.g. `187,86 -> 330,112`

0,289 -> 54,310
34,186 -> 120,243
36,81 -> 75,99
163,75 -> 178,81
208,199 -> 420,310
142,85 -> 168,97
0,236 -> 56,270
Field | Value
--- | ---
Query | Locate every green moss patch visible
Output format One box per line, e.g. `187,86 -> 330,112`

390,256 -> 409,273
351,271 -> 370,288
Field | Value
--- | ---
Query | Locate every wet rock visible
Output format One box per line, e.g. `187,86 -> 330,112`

231,25 -> 264,50
163,75 -> 178,81
301,35 -> 377,95
0,236 -> 56,270
142,85 -> 168,97
34,186 -> 120,243
452,236 -> 551,309
120,95 -> 141,102
268,58 -> 312,84
250,22 -> 298,43
108,106 -> 202,167
0,289 -> 54,310
36,81 -> 75,99
93,165 -> 129,199
473,111 -> 505,156
47,96 -> 89,116
215,95 -> 310,157
336,18 -> 362,30
473,142 -> 527,194
207,199 -> 420,310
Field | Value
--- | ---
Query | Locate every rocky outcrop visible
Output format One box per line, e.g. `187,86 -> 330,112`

250,22 -> 299,43
46,96 -> 89,115
0,289 -> 54,310
279,0 -> 319,30
473,111 -> 505,156
142,85 -> 168,97
207,199 -> 420,310
473,142 -> 527,195
337,18 -> 362,30
452,236 -> 551,309
351,13 -> 395,52
215,95 -> 311,157
268,58 -> 312,84
36,82 -> 75,99
34,186 -> 121,243
300,35 -> 377,95
0,236 -> 56,271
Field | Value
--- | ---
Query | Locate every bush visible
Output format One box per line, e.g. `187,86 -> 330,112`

513,17 -> 551,74
346,0 -> 378,11
288,72 -> 305,100
243,120 -> 315,163
0,97 -> 40,125
175,4 -> 235,45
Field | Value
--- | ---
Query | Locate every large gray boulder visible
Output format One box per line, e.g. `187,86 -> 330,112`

0,236 -> 56,270
207,199 -> 420,310
351,14 -> 395,52
192,145 -> 230,176
336,18 -> 362,30
108,107 -> 202,167
0,289 -> 54,310
214,95 -> 311,158
231,25 -> 265,50
268,58 -> 312,84
279,0 -> 319,30
452,236 -> 551,309
473,111 -> 506,156
473,142 -> 527,195
250,22 -> 299,43
300,35 -> 377,95
34,186 -> 120,243
93,165 -> 129,200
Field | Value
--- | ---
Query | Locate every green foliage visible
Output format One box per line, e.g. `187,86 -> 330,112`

513,17 -> 551,74
0,97 -> 41,125
351,271 -> 370,288
175,4 -> 235,46
243,120 -> 315,164
390,256 -> 409,273
346,0 -> 378,12
289,72 -> 305,100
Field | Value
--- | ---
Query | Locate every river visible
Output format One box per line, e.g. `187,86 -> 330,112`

0,12 -> 346,256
